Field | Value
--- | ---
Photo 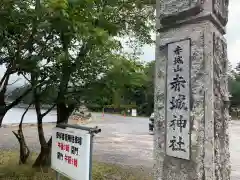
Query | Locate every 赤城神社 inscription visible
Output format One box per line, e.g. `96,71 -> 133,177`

154,0 -> 230,179
166,39 -> 191,160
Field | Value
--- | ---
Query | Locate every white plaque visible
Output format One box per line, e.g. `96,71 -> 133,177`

166,39 -> 191,160
131,109 -> 137,117
51,127 -> 91,180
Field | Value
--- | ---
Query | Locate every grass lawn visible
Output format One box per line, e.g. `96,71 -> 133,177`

0,150 -> 152,180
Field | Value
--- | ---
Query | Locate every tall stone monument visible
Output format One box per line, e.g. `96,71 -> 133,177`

154,0 -> 230,180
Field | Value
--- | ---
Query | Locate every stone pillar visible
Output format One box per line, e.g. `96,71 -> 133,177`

154,1 -> 230,180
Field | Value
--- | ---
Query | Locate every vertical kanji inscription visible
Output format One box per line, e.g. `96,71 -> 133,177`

166,39 -> 191,160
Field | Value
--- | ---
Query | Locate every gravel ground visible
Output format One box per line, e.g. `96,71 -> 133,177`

0,113 -> 240,179
0,124 -> 54,153
0,114 -> 153,169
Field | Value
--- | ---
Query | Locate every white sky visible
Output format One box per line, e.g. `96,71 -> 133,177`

139,0 -> 240,68
225,0 -> 240,68
1,1 -> 240,86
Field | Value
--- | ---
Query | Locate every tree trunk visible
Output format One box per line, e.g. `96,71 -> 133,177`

32,103 -> 57,167
0,112 -> 5,127
0,97 -> 7,127
33,103 -> 74,167
33,102 -> 74,167
12,129 -> 30,164
56,103 -> 72,124
12,103 -> 31,164
32,102 -> 56,167
32,112 -> 49,167
32,85 -> 49,167
32,121 -> 51,167
32,139 -> 52,167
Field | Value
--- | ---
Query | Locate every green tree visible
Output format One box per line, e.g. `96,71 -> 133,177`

0,0 -> 154,166
0,0 -> 36,126
27,0 -> 154,166
0,0 -> 59,126
139,60 -> 154,115
85,56 -> 155,116
43,0 -> 154,122
229,64 -> 240,108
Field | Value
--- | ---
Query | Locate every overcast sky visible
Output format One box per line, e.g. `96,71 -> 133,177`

1,1 -> 240,86
140,0 -> 240,68
225,0 -> 240,68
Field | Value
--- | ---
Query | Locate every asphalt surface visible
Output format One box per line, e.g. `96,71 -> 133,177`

0,113 -> 153,168
1,112 -> 240,179
89,113 -> 154,168
89,114 -> 240,180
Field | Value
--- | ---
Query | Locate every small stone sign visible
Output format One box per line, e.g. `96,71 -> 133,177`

166,39 -> 191,160
51,127 -> 91,180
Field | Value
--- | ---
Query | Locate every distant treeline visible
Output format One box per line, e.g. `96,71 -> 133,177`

8,59 -> 155,116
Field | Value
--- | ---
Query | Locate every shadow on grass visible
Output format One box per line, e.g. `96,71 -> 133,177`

0,150 -> 152,180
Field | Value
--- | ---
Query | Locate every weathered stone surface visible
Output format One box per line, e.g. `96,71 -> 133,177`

213,32 -> 231,180
73,105 -> 91,118
158,0 -> 229,34
213,0 -> 229,26
154,12 -> 230,180
159,0 -> 201,18
159,0 -> 202,26
69,105 -> 92,125
154,22 -> 207,180
155,0 -> 230,178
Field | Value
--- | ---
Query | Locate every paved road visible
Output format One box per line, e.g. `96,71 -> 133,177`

0,113 -> 153,167
89,114 -> 240,180
1,113 -> 240,179
89,113 -> 154,169
229,121 -> 240,179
